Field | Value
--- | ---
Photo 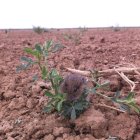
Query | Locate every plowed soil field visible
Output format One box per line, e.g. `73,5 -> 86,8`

0,28 -> 140,140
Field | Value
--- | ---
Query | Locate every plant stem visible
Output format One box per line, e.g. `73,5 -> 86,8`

96,103 -> 125,113
38,61 -> 42,71
96,92 -> 111,100
50,78 -> 58,94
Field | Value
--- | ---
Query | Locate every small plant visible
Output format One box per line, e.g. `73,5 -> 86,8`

17,40 -> 66,111
32,26 -> 47,34
44,69 -> 65,113
17,40 -> 53,79
89,82 -> 140,113
4,29 -> 9,34
63,33 -> 81,45
61,89 -> 89,120
112,24 -> 120,32
89,70 -> 140,113
111,91 -> 140,113
17,40 -> 90,120
79,26 -> 88,33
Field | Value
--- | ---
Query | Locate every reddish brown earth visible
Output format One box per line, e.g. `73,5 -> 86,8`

0,28 -> 140,140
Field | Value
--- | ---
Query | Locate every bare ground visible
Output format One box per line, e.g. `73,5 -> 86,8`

0,28 -> 140,140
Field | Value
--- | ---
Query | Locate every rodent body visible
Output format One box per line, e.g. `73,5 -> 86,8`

61,74 -> 87,101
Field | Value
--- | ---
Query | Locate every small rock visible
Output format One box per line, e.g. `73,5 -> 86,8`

37,81 -> 51,90
100,38 -> 105,43
73,59 -> 80,67
0,121 -> 13,133
65,136 -> 80,140
56,137 -> 63,140
53,127 -> 70,137
95,47 -> 103,53
32,130 -> 46,139
135,96 -> 140,105
8,97 -> 26,110
109,75 -> 121,92
134,133 -> 140,140
74,135 -> 81,140
103,60 -> 108,65
7,136 -> 15,140
74,106 -> 108,138
32,85 -> 41,94
83,134 -> 96,140
3,91 -> 16,99
63,133 -> 69,139
89,36 -> 95,41
26,98 -> 38,109
44,134 -> 54,140
6,83 -> 16,91
78,64 -> 86,70
17,97 -> 26,108
0,91 -> 4,100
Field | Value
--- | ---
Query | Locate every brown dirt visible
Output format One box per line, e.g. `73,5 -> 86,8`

0,28 -> 140,140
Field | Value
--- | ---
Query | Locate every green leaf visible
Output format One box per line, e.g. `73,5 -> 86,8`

100,81 -> 110,90
20,56 -> 33,63
54,93 -> 64,99
91,87 -> 97,94
74,102 -> 84,110
24,48 -> 39,57
56,100 -> 64,112
45,91 -> 54,97
119,103 -> 130,112
126,92 -> 135,101
45,40 -> 53,50
44,51 -> 48,56
50,69 -> 62,83
42,66 -> 48,80
100,81 -> 110,87
50,69 -> 57,77
71,107 -> 76,120
54,76 -> 63,85
35,44 -> 42,54
128,102 -> 140,114
32,74 -> 38,81
114,90 -> 121,98
16,63 -> 32,72
51,43 -> 65,53
43,106 -> 53,113
16,64 -> 26,72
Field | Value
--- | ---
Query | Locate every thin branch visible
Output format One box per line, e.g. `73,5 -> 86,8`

65,67 -> 140,76
66,68 -> 90,76
95,103 -> 126,113
118,62 -> 140,76
129,63 -> 140,76
114,68 -> 136,92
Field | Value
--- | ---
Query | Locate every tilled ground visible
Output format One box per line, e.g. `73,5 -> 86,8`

0,28 -> 140,140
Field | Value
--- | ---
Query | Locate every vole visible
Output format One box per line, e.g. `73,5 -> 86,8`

60,74 -> 87,101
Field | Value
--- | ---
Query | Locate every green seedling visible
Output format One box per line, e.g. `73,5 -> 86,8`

16,40 -> 53,80
63,33 -> 81,45
17,40 -> 65,113
89,71 -> 140,114
43,69 -> 65,113
79,26 -> 88,34
17,40 -> 89,120
32,26 -> 49,34
16,41 -> 64,80
112,91 -> 140,113
61,89 -> 89,120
